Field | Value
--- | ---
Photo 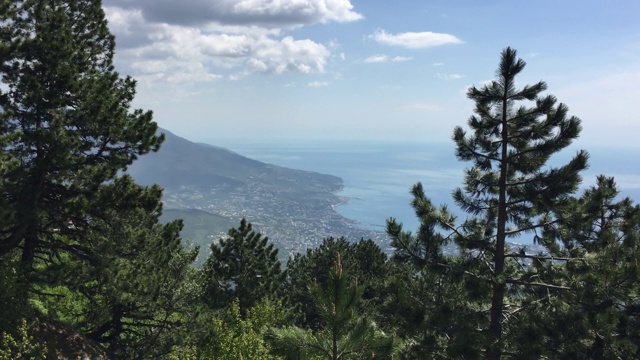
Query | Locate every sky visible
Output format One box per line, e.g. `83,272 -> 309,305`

102,0 -> 640,148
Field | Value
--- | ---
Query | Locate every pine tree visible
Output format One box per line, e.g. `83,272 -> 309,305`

527,176 -> 640,358
195,298 -> 284,360
0,0 -> 162,268
33,177 -> 199,358
453,47 -> 587,359
201,219 -> 284,312
389,47 -> 588,359
0,2 -> 197,357
284,237 -> 390,329
270,253 -> 399,360
387,184 -> 483,358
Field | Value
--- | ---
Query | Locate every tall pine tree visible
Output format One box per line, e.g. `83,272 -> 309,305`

36,178 -> 199,358
389,47 -> 588,359
0,2 -> 190,356
200,219 -> 284,313
387,184 -> 482,358
530,176 -> 640,358
0,0 -> 162,268
284,237 -> 390,330
453,47 -> 587,358
270,253 -> 398,360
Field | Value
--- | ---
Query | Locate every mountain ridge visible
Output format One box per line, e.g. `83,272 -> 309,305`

130,128 -> 343,193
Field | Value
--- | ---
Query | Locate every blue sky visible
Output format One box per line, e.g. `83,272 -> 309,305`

103,0 -> 640,148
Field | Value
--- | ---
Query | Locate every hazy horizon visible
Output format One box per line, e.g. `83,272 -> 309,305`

177,138 -> 638,243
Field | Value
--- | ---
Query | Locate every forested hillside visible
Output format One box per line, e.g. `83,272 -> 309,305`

1,1 -> 638,360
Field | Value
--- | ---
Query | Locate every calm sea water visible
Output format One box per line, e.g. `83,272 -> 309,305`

207,139 -> 640,243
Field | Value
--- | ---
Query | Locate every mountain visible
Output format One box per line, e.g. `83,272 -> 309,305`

129,128 -> 342,194
128,128 -> 385,261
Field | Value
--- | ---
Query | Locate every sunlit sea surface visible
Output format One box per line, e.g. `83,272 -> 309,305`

207,139 -> 640,244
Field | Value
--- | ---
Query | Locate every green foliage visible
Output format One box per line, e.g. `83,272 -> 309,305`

284,237 -> 390,329
387,186 -> 483,359
201,218 -> 284,312
388,47 -> 588,359
2,5 -> 636,357
168,346 -> 199,360
207,299 -> 283,359
387,183 -> 456,269
515,176 -> 640,358
170,298 -> 285,360
0,319 -> 45,360
0,255 -> 31,333
449,47 -> 587,359
272,254 -> 399,360
0,1 -> 199,358
33,184 -> 200,358
0,0 -> 162,266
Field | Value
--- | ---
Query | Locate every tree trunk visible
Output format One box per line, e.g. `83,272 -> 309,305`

487,81 -> 510,360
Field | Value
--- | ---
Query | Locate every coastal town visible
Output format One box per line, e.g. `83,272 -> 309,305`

161,172 -> 390,259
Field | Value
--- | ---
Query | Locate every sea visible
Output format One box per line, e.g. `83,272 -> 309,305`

207,139 -> 640,245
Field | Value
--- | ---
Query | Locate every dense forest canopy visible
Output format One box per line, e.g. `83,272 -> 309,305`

1,1 -> 639,359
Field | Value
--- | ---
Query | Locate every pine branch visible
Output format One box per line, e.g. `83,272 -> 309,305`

505,253 -> 570,261
504,219 -> 558,237
477,249 -> 496,275
505,279 -> 569,290
459,141 -> 501,163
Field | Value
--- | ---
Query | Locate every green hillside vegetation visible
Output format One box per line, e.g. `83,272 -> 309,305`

1,1 -> 639,360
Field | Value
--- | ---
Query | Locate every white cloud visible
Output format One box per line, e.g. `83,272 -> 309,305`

364,54 -> 389,63
432,62 -> 444,66
229,71 -> 251,80
105,0 -> 362,28
130,57 -> 223,87
247,36 -> 329,74
370,29 -> 462,49
308,81 -> 330,87
327,39 -> 341,49
103,1 -> 351,87
364,54 -> 412,63
435,73 -> 466,80
392,56 -> 412,62
168,70 -> 224,84
106,8 -> 331,86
